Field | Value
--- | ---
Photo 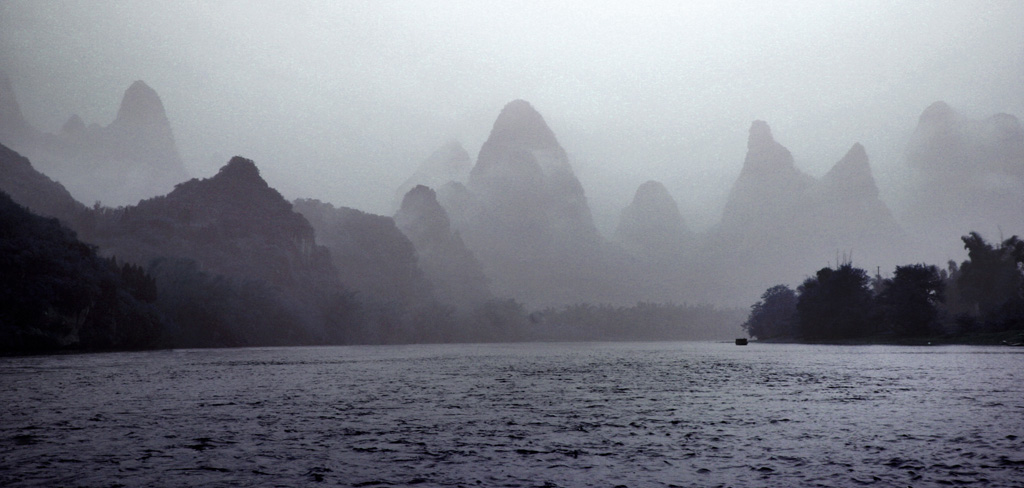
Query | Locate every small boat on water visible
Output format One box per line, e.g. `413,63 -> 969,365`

735,338 -> 748,346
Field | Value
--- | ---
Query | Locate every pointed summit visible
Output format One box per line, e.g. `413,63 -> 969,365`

398,185 -> 451,234
719,120 -> 813,232
61,114 -> 86,135
918,101 -> 955,124
622,181 -> 686,228
615,180 -> 691,259
471,99 -> 570,181
155,155 -> 293,226
215,156 -> 265,185
487,99 -> 561,151
430,140 -> 473,173
0,73 -> 36,146
822,143 -> 878,198
743,120 -> 796,174
394,140 -> 472,209
460,100 -> 602,305
113,80 -> 170,128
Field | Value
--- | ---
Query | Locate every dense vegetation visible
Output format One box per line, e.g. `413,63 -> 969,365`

743,232 -> 1024,343
0,191 -> 163,351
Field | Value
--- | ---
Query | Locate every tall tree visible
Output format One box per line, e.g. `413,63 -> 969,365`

743,285 -> 798,340
879,264 -> 945,337
797,264 -> 875,340
956,232 -> 1024,329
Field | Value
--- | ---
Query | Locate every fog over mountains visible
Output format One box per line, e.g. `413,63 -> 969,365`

4,2 -> 1023,224
0,76 -> 188,206
2,2 -> 1024,317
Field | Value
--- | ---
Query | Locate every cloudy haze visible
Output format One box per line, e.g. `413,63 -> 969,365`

2,0 -> 1022,232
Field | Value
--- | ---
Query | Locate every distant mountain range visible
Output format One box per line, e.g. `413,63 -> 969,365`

407,100 -> 1023,307
2,80 -> 1021,324
0,76 -> 188,206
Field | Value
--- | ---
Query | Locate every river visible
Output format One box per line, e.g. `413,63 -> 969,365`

2,342 -> 1022,487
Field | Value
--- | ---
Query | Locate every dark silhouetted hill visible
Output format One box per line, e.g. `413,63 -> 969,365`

0,191 -> 163,352
0,142 -> 91,228
293,198 -> 434,307
95,157 -> 326,287
87,157 -> 348,344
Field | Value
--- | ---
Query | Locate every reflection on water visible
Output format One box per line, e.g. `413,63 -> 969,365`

1,342 -> 1023,487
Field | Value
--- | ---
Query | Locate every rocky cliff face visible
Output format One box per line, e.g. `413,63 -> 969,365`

0,80 -> 189,207
614,180 -> 692,260
294,198 -> 434,307
394,185 -> 491,310
902,102 -> 1024,259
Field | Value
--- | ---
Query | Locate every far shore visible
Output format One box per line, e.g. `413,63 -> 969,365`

751,330 -> 1024,347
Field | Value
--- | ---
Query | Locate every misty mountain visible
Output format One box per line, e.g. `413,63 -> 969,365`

810,143 -> 903,255
0,142 -> 90,228
614,180 -> 693,262
718,120 -> 817,234
901,101 -> 1024,260
0,74 -> 37,148
293,198 -> 435,308
698,121 -> 904,305
394,185 -> 492,311
0,79 -> 189,207
445,100 -> 617,305
467,100 -> 602,248
85,156 -> 346,342
394,141 -> 473,211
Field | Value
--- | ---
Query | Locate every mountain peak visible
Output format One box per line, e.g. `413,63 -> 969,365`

919,101 -> 955,124
396,184 -> 452,239
615,180 -> 690,258
632,181 -> 677,210
0,72 -> 34,143
415,140 -> 471,180
823,142 -> 876,194
113,80 -> 169,127
215,156 -> 264,185
486,99 -> 561,151
747,120 -> 774,149
61,114 -> 85,134
400,184 -> 439,211
743,120 -> 795,173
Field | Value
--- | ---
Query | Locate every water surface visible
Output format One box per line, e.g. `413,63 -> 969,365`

2,342 -> 1022,487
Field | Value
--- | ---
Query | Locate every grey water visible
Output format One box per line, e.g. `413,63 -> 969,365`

1,342 -> 1022,487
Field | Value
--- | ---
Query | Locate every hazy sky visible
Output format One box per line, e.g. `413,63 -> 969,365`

2,0 -> 1022,232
